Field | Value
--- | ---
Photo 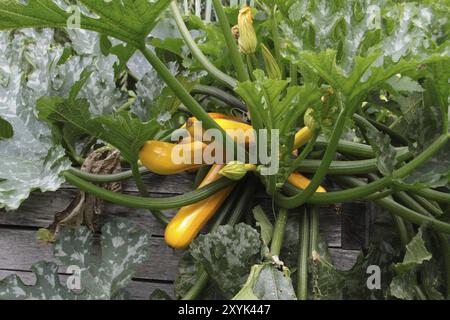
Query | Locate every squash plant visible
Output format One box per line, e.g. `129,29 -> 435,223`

0,0 -> 449,300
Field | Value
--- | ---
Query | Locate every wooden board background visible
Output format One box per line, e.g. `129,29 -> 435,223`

0,173 -> 369,299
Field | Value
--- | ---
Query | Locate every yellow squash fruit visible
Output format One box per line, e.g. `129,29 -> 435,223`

287,172 -> 327,193
165,164 -> 234,249
187,118 -> 255,144
139,140 -> 206,175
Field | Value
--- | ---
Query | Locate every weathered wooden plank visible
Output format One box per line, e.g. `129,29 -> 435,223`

0,228 -> 180,281
0,227 -> 358,283
0,270 -> 174,300
0,191 -> 343,247
341,202 -> 367,250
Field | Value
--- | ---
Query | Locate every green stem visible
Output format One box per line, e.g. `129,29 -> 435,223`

315,137 -> 408,159
116,97 -> 136,113
63,171 -> 234,210
250,53 -> 260,70
169,1 -> 237,88
342,177 -> 450,234
354,114 -> 409,146
409,193 -> 443,217
246,54 -> 256,78
290,63 -> 298,86
393,134 -> 449,179
211,0 -> 249,82
181,269 -> 209,300
416,188 -> 450,203
309,206 -> 319,254
227,176 -> 257,226
193,165 -> 211,188
295,149 -> 411,175
140,46 -> 247,158
392,215 -> 410,247
276,106 -> 350,208
270,208 -> 288,256
282,176 -> 392,205
270,6 -> 284,78
191,85 -> 247,111
364,188 -> 394,201
68,166 -> 149,183
297,209 -> 309,300
289,131 -> 319,175
131,163 -> 148,197
131,163 -> 169,224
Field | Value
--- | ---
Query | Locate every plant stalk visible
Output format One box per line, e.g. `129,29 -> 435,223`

270,208 -> 288,256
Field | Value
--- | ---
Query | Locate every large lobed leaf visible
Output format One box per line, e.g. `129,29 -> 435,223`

0,219 -> 150,299
0,0 -> 172,47
189,223 -> 263,299
281,0 -> 450,106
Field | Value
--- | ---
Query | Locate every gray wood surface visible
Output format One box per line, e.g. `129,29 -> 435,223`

0,172 -> 368,299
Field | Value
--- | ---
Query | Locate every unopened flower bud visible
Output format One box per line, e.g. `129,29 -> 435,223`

219,161 -> 256,180
238,6 -> 257,55
261,44 -> 281,80
304,108 -> 319,131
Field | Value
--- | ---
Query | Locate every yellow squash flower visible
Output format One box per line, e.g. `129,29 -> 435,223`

238,6 -> 257,55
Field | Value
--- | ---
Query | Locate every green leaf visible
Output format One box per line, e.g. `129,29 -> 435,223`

95,112 -> 161,164
366,128 -> 397,176
390,227 -> 432,299
385,75 -> 424,94
236,70 -> 320,191
253,206 -> 274,246
0,116 -> 13,139
403,141 -> 450,188
0,220 -> 150,299
174,252 -> 201,299
0,0 -> 172,47
281,0 -> 450,106
37,95 -> 160,164
190,223 -> 262,299
0,29 -> 74,210
233,264 -> 297,300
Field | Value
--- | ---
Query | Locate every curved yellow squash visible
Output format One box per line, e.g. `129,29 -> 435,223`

139,140 -> 206,175
165,164 -> 234,249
